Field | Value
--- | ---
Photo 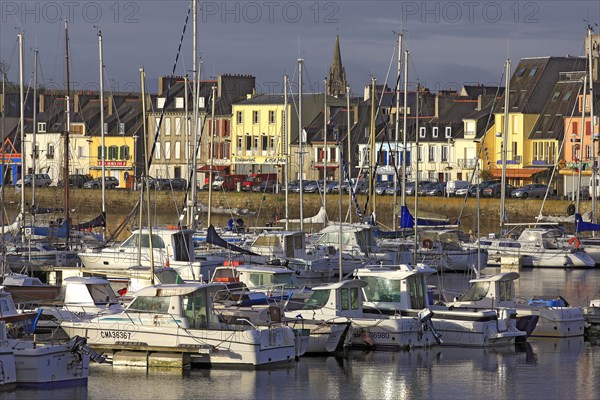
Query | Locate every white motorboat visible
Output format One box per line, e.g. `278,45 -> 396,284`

243,230 -> 337,284
449,272 -> 585,338
354,265 -> 526,346
288,279 -> 437,350
60,282 -> 298,366
77,227 -> 211,281
0,273 -> 61,304
36,276 -> 124,333
211,263 -> 313,310
473,228 -> 595,268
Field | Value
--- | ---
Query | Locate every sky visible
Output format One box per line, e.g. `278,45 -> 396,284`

1,1 -> 599,96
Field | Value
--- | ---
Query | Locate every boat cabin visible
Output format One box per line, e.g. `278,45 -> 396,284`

452,272 -> 519,309
249,231 -> 309,259
353,265 -> 435,310
316,223 -> 379,256
119,228 -> 196,262
419,230 -> 466,251
298,280 -> 368,319
125,283 -> 225,329
63,276 -> 120,307
517,229 -> 561,249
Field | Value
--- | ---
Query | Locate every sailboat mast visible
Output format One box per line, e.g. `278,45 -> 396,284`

413,83 -> 420,265
64,20 -> 71,248
18,33 -> 25,244
98,31 -> 106,241
1,73 -> 6,272
576,74 -> 587,215
187,0 -> 198,229
369,77 -> 376,219
347,85 -> 352,223
588,26 -> 596,225
298,58 -> 304,231
32,49 -> 38,210
140,68 -> 155,278
207,85 -> 216,228
284,74 -> 289,230
323,78 -> 327,209
394,34 -> 404,230
500,59 -> 510,232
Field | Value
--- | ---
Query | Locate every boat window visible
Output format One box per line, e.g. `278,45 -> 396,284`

87,283 -> 119,305
293,234 -> 304,251
340,287 -> 360,310
128,295 -> 171,313
285,235 -> 295,258
248,273 -> 264,286
271,273 -> 294,287
172,232 -> 191,262
407,275 -> 426,309
362,276 -> 401,303
0,299 -> 11,313
253,236 -> 280,247
303,290 -> 330,310
155,269 -> 184,284
459,282 -> 490,302
183,291 -> 211,329
498,281 -> 513,302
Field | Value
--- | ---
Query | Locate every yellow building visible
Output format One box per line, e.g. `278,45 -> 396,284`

229,93 -> 325,181
87,135 -> 135,187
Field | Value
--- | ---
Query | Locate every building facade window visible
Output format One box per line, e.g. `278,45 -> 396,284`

175,117 -> 181,135
269,110 -> 275,124
47,143 -> 54,158
253,111 -> 259,124
237,111 -> 243,124
175,142 -> 181,159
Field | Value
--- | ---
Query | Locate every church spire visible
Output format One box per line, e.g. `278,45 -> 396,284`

328,35 -> 347,98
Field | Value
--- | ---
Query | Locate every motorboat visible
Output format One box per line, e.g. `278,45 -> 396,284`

77,227 -> 210,281
473,228 -> 595,268
0,274 -> 61,303
354,265 -> 526,346
287,279 -> 437,350
449,272 -> 584,338
60,282 -> 298,366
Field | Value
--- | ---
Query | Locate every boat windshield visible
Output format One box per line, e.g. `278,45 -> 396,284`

247,272 -> 295,288
121,233 -> 166,249
155,269 -> 185,284
459,282 -> 490,302
128,295 -> 171,313
87,283 -> 119,305
361,276 -> 401,303
302,289 -> 330,310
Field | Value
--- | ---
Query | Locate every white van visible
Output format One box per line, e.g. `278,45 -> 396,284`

446,180 -> 470,196
588,177 -> 600,198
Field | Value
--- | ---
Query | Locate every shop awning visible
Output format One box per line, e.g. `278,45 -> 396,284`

488,168 -> 548,178
198,165 -> 229,172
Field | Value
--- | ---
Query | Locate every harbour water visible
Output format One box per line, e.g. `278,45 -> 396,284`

5,267 -> 600,400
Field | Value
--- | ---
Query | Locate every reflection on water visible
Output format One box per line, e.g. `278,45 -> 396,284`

7,270 -> 600,400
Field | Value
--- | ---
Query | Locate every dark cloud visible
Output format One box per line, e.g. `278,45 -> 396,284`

1,0 -> 598,94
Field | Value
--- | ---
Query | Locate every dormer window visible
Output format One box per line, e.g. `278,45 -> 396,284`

445,127 -> 452,138
419,127 -> 426,138
37,122 -> 46,133
432,127 -> 438,138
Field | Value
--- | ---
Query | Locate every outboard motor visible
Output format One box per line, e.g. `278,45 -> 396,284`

418,308 -> 443,344
67,336 -> 107,364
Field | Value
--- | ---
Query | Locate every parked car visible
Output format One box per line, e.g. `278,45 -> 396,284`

482,183 -> 515,198
469,179 -> 501,197
16,173 -> 52,187
376,181 -> 394,195
251,179 -> 277,193
455,185 -> 474,197
350,179 -> 369,194
511,183 -> 550,199
418,182 -> 438,196
303,180 -> 321,193
58,174 -> 92,188
293,180 -> 313,193
426,182 -> 446,196
164,178 -> 188,191
330,181 -> 349,194
287,180 -> 300,192
446,180 -> 469,196
406,181 -> 431,196
83,176 -> 119,189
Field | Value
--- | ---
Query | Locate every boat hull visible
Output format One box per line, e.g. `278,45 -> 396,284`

346,318 -> 435,350
60,320 -> 297,366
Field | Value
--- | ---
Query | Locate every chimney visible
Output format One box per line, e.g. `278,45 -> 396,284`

435,94 -> 439,118
107,95 -> 113,116
74,93 -> 80,113
39,93 -> 44,113
158,77 -> 165,95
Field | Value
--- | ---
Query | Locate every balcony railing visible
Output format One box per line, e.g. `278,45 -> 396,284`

457,158 -> 477,169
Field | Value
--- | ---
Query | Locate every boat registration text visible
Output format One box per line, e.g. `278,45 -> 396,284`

101,330 -> 132,340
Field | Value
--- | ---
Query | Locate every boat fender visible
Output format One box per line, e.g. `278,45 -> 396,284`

567,204 -> 576,216
422,239 -> 434,249
568,236 -> 580,250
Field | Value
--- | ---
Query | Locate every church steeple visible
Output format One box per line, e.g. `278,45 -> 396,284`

327,35 -> 347,98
